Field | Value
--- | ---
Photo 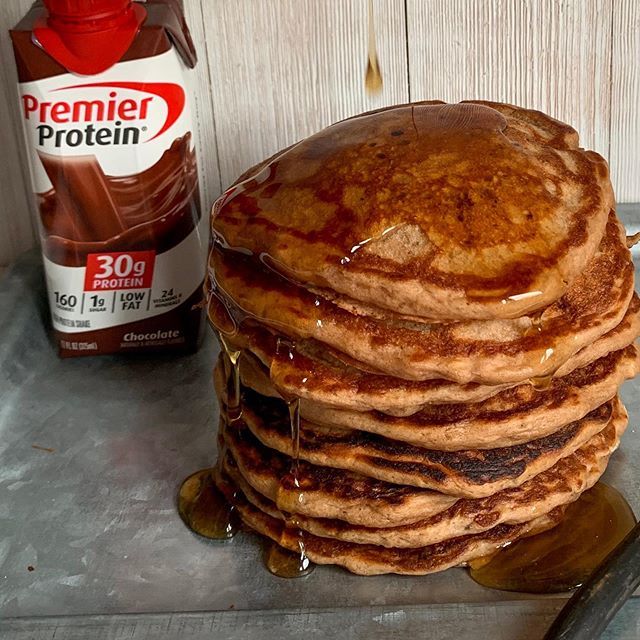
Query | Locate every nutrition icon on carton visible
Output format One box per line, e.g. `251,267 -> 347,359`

10,0 -> 207,357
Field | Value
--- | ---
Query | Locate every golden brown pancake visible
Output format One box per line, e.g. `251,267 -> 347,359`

210,213 -> 634,384
237,345 -> 639,450
204,100 -> 638,578
222,399 -> 627,532
217,473 -> 567,576
213,294 -> 640,415
212,101 -> 613,321
221,404 -> 623,548
221,361 -> 616,497
223,420 -> 458,527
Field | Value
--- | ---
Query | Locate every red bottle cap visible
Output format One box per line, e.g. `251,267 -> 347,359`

34,0 -> 147,75
43,0 -> 132,19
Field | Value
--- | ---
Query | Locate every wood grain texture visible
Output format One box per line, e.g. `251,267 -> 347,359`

0,0 -> 38,266
183,0 -> 222,211
0,0 -> 639,265
610,0 -> 640,202
201,0 -> 408,190
407,0 -> 613,161
1,599 -> 639,640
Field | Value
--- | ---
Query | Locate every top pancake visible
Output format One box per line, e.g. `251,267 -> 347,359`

212,100 -> 613,321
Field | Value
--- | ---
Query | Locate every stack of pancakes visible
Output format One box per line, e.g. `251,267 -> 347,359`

206,101 -> 640,575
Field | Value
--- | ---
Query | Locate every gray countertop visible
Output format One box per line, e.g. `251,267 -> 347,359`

1,205 -> 639,639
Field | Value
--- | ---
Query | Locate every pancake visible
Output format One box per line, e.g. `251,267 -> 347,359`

220,403 -> 624,548
214,294 -> 640,415
212,101 -> 613,321
227,371 -> 615,497
553,294 -> 640,376
222,398 -> 626,531
217,474 -> 566,576
210,212 -> 634,384
203,100 -> 638,579
223,420 -> 459,527
284,346 -> 640,450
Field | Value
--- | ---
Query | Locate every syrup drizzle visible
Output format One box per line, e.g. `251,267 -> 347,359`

523,311 -> 558,390
179,332 -> 315,575
470,483 -> 636,593
529,374 -> 553,391
340,224 -> 400,266
364,0 -> 383,95
523,310 -> 545,338
219,332 -> 243,421
267,338 -> 316,578
287,396 -> 302,482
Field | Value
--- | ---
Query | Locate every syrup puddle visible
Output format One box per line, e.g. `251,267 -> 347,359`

177,468 -> 239,540
470,483 -> 636,593
265,538 -> 315,578
177,332 -> 242,541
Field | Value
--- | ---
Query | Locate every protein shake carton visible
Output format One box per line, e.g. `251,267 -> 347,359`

10,0 -> 207,356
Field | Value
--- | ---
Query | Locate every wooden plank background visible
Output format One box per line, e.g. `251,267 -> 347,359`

0,0 -> 638,266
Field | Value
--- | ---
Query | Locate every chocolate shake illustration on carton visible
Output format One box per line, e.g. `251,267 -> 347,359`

10,0 -> 206,356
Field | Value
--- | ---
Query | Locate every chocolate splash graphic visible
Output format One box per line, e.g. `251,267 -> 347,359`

38,132 -> 200,266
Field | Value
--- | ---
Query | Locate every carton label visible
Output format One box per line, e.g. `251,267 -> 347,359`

84,250 -> 156,291
17,48 -> 205,340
